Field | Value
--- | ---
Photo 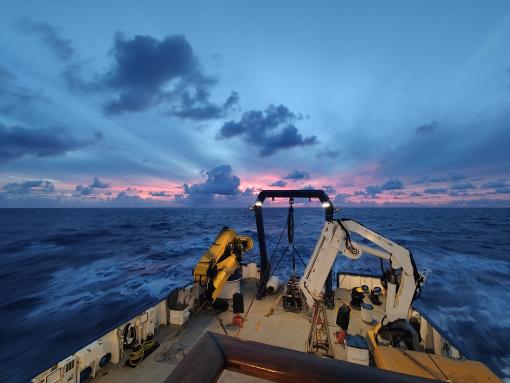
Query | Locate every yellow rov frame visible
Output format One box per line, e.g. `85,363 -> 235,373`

193,227 -> 253,301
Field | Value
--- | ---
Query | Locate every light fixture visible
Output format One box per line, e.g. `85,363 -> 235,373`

255,200 -> 263,207
321,201 -> 331,208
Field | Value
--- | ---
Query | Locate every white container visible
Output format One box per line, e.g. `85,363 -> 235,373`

346,345 -> 369,366
247,263 -> 258,279
169,308 -> 190,326
345,335 -> 369,366
266,276 -> 280,294
360,303 -> 374,323
218,278 -> 241,299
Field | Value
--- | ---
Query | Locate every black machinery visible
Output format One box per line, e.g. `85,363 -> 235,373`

253,189 -> 336,309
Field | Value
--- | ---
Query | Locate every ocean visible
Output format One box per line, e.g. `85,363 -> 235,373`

1,207 -> 509,382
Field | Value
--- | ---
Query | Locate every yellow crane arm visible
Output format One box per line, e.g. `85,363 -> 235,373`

193,227 -> 253,301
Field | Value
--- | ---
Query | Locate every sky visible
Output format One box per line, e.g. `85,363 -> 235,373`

1,0 -> 510,207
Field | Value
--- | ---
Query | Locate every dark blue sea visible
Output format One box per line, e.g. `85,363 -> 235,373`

1,208 -> 509,382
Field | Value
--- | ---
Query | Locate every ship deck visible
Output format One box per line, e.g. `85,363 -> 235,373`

94,279 -> 385,383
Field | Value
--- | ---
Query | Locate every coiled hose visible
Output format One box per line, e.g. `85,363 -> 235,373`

127,337 -> 157,367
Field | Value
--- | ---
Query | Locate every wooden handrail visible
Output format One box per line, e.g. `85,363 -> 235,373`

165,332 -> 440,383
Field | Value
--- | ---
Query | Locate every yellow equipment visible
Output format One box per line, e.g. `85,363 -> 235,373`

367,324 -> 502,382
193,226 -> 253,301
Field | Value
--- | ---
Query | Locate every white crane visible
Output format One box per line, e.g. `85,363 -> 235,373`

300,219 -> 423,324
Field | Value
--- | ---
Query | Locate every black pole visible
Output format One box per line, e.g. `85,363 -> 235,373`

324,204 -> 335,309
254,204 -> 269,299
287,199 -> 295,273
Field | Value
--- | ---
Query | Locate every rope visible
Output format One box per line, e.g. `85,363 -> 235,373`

127,338 -> 157,367
269,222 -> 287,265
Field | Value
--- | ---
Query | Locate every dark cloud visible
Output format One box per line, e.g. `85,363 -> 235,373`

301,184 -> 314,190
2,179 -> 55,194
183,164 -> 241,198
481,180 -> 507,189
423,187 -> 448,194
270,180 -> 287,187
0,67 -> 42,114
109,191 -> 167,207
171,90 -> 239,120
80,33 -> 237,118
334,193 -> 350,204
75,177 -> 111,196
491,187 -> 510,194
90,177 -> 110,189
75,184 -> 94,196
16,18 -> 74,61
380,112 -> 510,179
241,187 -> 256,196
316,148 -> 341,160
149,191 -> 170,197
284,170 -> 310,180
217,104 -> 317,157
410,192 -> 422,197
365,178 -> 404,195
413,173 -> 466,185
322,185 -> 336,194
415,121 -> 438,135
450,182 -> 476,190
0,123 -> 93,162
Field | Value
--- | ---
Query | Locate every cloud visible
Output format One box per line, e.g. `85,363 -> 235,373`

450,182 -> 476,190
334,193 -> 350,204
90,177 -> 110,189
0,123 -> 93,162
16,18 -> 74,61
410,192 -> 422,197
481,180 -> 507,189
2,179 -> 55,194
183,164 -> 241,198
0,66 -> 43,115
149,191 -> 170,197
171,90 -> 239,120
365,178 -> 404,195
413,173 -> 466,185
316,148 -> 341,160
75,177 -> 111,196
301,184 -> 314,190
79,33 -> 237,118
241,187 -> 256,196
415,121 -> 438,135
322,185 -> 336,194
270,180 -> 287,187
283,170 -> 310,180
75,184 -> 94,196
380,111 -> 510,180
491,187 -> 510,194
217,104 -> 317,157
423,187 -> 448,194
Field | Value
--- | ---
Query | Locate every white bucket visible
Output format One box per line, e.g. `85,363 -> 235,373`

266,276 -> 280,294
360,303 -> 374,323
218,278 -> 241,299
247,263 -> 258,279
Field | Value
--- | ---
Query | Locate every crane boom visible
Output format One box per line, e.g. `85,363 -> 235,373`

300,219 -> 420,323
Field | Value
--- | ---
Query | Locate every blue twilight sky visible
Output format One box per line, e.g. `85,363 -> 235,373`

1,0 -> 510,207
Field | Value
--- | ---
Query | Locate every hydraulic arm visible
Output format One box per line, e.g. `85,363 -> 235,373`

300,219 -> 421,323
193,227 -> 253,301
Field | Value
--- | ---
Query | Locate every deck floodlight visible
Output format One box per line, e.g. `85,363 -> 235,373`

321,201 -> 331,208
255,200 -> 263,207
